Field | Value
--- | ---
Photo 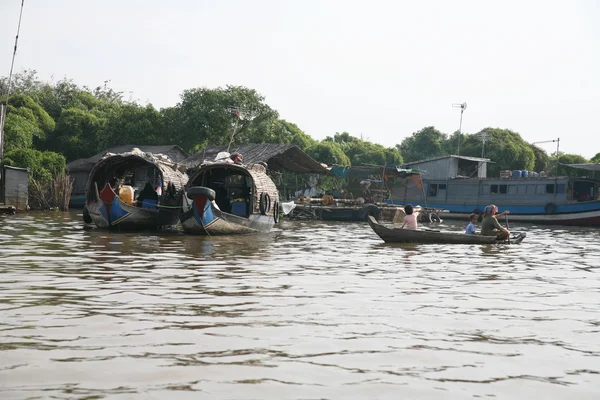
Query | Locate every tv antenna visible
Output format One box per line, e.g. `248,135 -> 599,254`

452,102 -> 467,155
474,131 -> 491,158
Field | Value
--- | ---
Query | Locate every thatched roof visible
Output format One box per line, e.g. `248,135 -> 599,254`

67,145 -> 188,172
86,148 -> 188,201
184,143 -> 328,174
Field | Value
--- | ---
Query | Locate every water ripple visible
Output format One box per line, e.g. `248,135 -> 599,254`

0,212 -> 599,399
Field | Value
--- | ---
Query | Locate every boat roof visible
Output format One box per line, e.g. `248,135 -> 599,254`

184,143 -> 328,174
67,145 -> 188,172
402,155 -> 492,166
330,165 -> 421,178
565,163 -> 600,172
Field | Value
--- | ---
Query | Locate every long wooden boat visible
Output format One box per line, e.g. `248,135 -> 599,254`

84,149 -> 189,230
367,216 -> 526,244
180,162 -> 279,235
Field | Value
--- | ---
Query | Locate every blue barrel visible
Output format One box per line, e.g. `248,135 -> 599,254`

512,170 -> 521,178
521,170 -> 529,178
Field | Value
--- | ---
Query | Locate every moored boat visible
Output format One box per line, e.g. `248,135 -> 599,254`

180,162 -> 279,235
391,155 -> 600,226
367,216 -> 526,244
84,148 -> 189,230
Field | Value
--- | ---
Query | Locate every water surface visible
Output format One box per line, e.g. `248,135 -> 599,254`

1,211 -> 599,399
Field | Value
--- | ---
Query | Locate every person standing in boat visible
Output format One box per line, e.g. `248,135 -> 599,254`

401,204 -> 418,230
481,204 -> 510,239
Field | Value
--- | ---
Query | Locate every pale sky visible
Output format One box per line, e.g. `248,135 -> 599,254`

1,0 -> 599,158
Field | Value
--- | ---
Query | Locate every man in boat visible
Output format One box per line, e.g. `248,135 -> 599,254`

230,152 -> 244,165
481,204 -> 510,240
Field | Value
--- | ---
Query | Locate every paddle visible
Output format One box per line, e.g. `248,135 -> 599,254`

505,214 -> 510,244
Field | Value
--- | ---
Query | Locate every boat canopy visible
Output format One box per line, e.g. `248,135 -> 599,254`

330,165 -> 421,179
565,163 -> 600,172
184,144 -> 328,174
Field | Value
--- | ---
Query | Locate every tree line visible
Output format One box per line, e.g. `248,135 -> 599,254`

0,70 -> 597,191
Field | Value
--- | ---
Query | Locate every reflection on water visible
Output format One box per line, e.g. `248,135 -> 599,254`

1,211 -> 599,399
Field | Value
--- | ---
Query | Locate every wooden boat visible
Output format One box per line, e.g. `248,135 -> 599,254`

180,162 -> 279,235
367,216 -> 526,244
84,148 -> 189,230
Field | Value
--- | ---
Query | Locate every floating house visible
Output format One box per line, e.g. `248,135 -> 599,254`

394,155 -> 600,225
67,145 -> 188,208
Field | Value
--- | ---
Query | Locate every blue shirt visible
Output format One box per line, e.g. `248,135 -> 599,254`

465,222 -> 477,235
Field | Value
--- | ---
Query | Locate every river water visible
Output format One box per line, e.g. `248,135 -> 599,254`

0,211 -> 599,399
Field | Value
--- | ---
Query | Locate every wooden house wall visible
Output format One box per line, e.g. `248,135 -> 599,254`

3,167 -> 29,210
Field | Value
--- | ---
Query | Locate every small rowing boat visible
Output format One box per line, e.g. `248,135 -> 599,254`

367,216 -> 526,244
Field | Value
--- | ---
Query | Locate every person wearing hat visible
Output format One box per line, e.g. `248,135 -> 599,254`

481,204 -> 510,239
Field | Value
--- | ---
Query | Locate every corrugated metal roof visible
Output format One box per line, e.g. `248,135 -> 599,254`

402,155 -> 491,166
67,145 -> 188,172
184,143 -> 329,174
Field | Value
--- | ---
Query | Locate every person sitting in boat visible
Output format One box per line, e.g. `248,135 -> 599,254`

465,213 -> 478,235
481,204 -> 510,240
230,152 -> 244,165
136,182 -> 159,207
401,204 -> 418,230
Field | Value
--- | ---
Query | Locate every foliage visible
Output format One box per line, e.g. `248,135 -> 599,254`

528,144 -> 550,173
305,141 -> 351,166
3,148 -> 66,185
458,128 -> 535,175
3,94 -> 55,151
591,152 -> 600,163
100,103 -> 163,148
165,85 -> 278,152
48,108 -> 105,161
397,126 -> 448,162
546,153 -> 590,177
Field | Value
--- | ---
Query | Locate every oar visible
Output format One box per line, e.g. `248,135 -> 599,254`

505,214 -> 510,244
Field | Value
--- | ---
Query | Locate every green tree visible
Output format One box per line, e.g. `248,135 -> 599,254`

2,95 -> 55,152
305,141 -> 351,166
590,152 -> 600,163
167,85 -> 278,152
3,148 -> 66,185
100,103 -> 164,148
48,108 -> 105,161
459,128 -> 535,175
547,153 -> 589,177
397,126 -> 448,162
528,144 -> 550,173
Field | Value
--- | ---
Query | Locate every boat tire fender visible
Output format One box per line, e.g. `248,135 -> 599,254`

430,213 -> 441,223
359,204 -> 381,221
273,201 -> 280,223
187,186 -> 216,201
544,202 -> 556,214
260,192 -> 271,215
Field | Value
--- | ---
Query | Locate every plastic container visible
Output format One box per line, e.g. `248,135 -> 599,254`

119,185 -> 134,205
512,170 -> 521,178
531,172 -> 539,178
521,170 -> 529,178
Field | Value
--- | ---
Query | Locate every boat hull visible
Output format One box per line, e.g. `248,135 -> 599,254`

87,184 -> 181,230
411,201 -> 600,226
367,216 -> 525,244
180,196 -> 274,235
